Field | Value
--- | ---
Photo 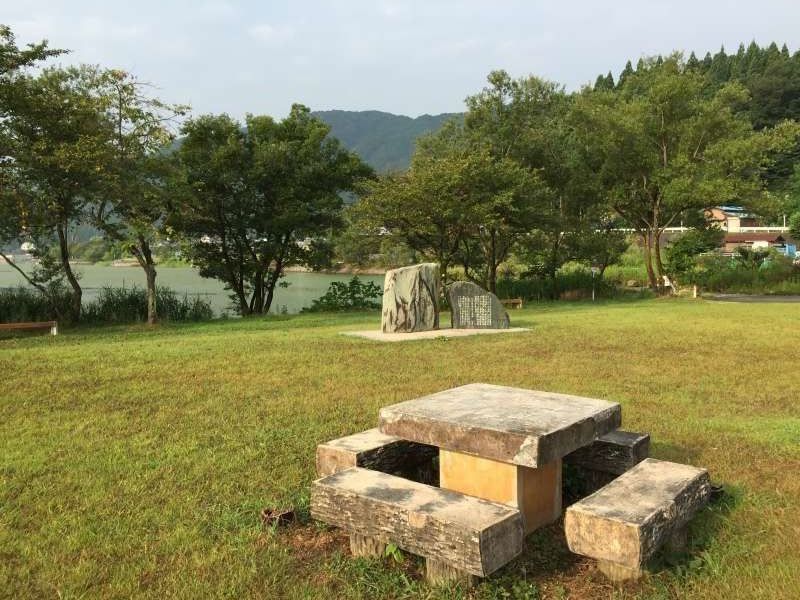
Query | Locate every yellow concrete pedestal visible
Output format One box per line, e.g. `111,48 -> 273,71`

439,449 -> 561,534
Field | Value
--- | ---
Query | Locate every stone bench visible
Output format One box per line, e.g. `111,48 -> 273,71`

564,430 -> 650,494
564,458 -> 711,581
316,428 -> 438,484
311,467 -> 524,584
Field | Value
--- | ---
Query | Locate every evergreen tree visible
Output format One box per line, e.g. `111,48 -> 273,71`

618,60 -> 634,88
686,51 -> 700,71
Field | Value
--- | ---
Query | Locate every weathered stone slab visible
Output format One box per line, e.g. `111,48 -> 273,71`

564,430 -> 650,475
316,428 -> 437,484
381,263 -> 440,333
379,383 -> 621,468
311,467 -> 524,577
564,458 -> 711,575
448,281 -> 510,329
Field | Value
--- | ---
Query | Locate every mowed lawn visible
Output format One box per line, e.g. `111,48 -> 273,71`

1,299 -> 799,600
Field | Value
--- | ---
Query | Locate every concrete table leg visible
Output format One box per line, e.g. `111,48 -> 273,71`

425,558 -> 476,587
349,533 -> 385,557
439,449 -> 562,534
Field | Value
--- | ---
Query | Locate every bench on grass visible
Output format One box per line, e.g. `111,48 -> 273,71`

0,320 -> 58,336
564,430 -> 650,494
316,428 -> 438,485
311,467 -> 523,584
500,298 -> 523,310
564,458 -> 711,581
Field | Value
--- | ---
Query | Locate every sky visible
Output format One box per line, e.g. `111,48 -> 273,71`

5,1 -> 800,120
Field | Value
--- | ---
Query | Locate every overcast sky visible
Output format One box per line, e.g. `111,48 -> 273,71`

5,1 -> 800,119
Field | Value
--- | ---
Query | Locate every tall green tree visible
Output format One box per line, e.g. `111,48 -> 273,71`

572,55 -> 800,291
356,120 -> 544,292
1,66 -> 113,320
96,69 -> 188,324
171,106 -> 370,315
464,71 -> 612,295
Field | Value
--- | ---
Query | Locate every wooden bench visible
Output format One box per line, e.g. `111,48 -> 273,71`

564,458 -> 711,581
0,321 -> 58,336
316,428 -> 438,484
311,467 -> 524,584
564,430 -> 649,494
500,298 -> 523,310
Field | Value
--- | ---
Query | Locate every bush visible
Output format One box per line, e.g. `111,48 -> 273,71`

302,277 -> 381,312
0,285 -> 214,325
0,285 -> 72,323
496,268 -> 617,301
82,286 -> 214,324
695,249 -> 799,293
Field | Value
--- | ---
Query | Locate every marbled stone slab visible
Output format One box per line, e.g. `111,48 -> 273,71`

311,466 -> 524,577
379,383 -> 621,468
448,281 -> 510,329
564,458 -> 711,570
381,263 -> 440,333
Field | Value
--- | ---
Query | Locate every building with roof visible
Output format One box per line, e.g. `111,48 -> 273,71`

722,232 -> 797,257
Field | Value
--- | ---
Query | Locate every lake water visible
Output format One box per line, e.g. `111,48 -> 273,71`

0,262 -> 384,315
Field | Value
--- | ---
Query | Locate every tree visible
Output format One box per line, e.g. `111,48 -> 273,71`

572,55 -> 800,291
0,26 -> 68,315
664,227 -> 724,283
171,106 -> 370,315
96,69 -> 187,325
464,71 -> 611,295
356,120 -> 543,292
1,66 -> 113,321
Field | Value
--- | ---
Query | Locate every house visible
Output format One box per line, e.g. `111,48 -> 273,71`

722,232 -> 797,257
705,206 -> 760,232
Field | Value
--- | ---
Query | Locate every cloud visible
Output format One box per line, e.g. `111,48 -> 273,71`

248,23 -> 295,45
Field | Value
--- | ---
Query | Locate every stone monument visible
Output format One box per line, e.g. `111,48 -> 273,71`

448,281 -> 510,329
381,263 -> 440,333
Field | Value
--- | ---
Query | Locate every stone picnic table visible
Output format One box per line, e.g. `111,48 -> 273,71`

379,383 -> 621,534
311,383 -> 709,585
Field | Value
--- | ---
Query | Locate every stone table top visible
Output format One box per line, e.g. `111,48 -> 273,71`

379,383 -> 621,468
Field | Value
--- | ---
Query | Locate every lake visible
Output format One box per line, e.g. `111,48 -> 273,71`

0,262 -> 384,315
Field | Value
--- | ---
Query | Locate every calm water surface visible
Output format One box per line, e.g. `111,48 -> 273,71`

0,262 -> 383,315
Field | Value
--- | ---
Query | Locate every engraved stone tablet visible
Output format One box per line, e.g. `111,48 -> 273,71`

448,281 -> 510,329
381,263 -> 440,333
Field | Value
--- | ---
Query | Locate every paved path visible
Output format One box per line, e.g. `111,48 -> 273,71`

708,294 -> 800,303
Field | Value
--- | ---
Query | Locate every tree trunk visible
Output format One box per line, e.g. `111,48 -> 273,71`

130,235 -> 159,325
488,230 -> 497,294
642,232 -> 659,292
653,232 -> 666,283
56,222 -> 82,322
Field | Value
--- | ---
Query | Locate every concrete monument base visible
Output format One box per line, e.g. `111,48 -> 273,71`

341,328 -> 529,342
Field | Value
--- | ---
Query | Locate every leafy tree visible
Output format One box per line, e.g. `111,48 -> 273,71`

95,69 -> 188,324
789,211 -> 800,241
464,71 -> 612,295
356,119 -> 543,292
665,227 -> 724,283
1,66 -> 113,321
572,55 -> 800,292
171,106 -> 371,315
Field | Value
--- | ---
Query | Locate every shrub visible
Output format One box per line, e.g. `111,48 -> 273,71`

496,268 -> 616,301
81,286 -> 214,324
302,277 -> 381,312
0,285 -> 73,323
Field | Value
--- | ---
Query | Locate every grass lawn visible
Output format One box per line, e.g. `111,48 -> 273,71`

2,299 -> 799,599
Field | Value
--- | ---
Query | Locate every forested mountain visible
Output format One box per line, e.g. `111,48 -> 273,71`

595,42 -> 800,191
312,110 -> 459,172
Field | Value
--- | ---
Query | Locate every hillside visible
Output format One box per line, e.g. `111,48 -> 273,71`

312,110 -> 459,172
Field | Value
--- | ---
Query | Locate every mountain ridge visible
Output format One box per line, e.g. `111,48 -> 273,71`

312,109 -> 460,172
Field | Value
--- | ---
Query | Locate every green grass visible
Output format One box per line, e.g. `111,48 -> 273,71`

2,299 -> 799,599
